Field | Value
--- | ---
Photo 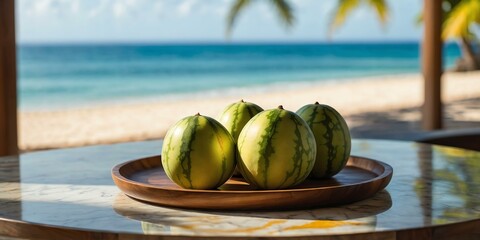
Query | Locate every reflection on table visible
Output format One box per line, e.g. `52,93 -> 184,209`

0,139 -> 478,239
114,190 -> 391,236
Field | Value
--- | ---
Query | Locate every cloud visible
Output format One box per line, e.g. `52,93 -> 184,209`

112,0 -> 144,18
22,0 -> 231,20
112,2 -> 128,17
174,0 -> 231,17
23,0 -> 81,17
87,0 -> 110,18
198,0 -> 232,17
25,0 -> 66,16
25,0 -> 52,16
70,0 -> 80,14
177,0 -> 198,16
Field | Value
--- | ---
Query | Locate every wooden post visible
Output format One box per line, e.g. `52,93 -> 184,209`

0,0 -> 18,156
422,0 -> 443,130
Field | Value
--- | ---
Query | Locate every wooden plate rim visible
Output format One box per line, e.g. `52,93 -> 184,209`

111,155 -> 393,194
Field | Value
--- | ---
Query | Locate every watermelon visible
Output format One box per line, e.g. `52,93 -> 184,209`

161,113 -> 236,189
237,106 -> 316,189
217,99 -> 264,141
217,100 -> 263,176
296,102 -> 351,178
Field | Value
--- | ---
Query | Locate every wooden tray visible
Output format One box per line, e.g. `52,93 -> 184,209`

111,155 -> 393,210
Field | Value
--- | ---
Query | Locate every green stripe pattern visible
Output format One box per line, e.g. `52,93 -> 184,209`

296,103 -> 351,178
217,100 -> 264,142
237,107 -> 316,190
161,114 -> 236,189
217,100 -> 264,176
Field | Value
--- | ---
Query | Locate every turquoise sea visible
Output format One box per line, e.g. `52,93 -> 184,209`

19,42 -> 461,110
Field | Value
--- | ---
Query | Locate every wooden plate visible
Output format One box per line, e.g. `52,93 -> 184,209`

111,155 -> 393,210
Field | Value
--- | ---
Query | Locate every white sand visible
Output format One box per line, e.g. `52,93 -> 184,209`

18,71 -> 480,151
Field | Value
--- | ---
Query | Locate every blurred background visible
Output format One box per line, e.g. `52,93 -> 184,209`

15,0 -> 480,151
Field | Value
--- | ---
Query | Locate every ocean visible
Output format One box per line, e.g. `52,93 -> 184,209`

18,42 -> 461,111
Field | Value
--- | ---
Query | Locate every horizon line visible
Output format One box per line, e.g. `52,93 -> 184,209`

19,39 -> 459,46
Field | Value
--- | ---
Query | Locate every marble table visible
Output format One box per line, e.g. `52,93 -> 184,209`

0,139 -> 479,239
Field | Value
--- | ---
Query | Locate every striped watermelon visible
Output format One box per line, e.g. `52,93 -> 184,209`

217,100 -> 264,142
296,102 -> 351,178
237,106 -> 316,189
218,100 -> 263,176
161,113 -> 236,189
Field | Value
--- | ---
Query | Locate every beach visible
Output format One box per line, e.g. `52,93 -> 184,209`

19,71 -> 480,151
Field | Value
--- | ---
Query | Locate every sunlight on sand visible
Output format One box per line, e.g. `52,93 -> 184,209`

19,71 -> 480,151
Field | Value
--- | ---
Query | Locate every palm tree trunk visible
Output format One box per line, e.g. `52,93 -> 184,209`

458,37 -> 480,71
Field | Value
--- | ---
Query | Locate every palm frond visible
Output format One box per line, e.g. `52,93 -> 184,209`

329,0 -> 360,34
442,0 -> 480,39
226,0 -> 252,37
415,0 -> 460,26
368,0 -> 388,27
329,0 -> 388,35
269,0 -> 295,27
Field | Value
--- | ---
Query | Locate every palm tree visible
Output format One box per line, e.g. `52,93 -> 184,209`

328,0 -> 389,35
226,0 -> 294,36
226,0 -> 480,71
226,0 -> 388,37
442,0 -> 480,71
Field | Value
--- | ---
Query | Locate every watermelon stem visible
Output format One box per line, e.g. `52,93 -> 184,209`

195,112 -> 201,116
278,105 -> 284,110
315,101 -> 319,105
240,99 -> 245,103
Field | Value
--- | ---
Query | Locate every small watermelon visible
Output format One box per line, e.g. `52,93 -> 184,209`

217,99 -> 264,141
296,102 -> 351,178
161,113 -> 236,189
217,100 -> 263,176
237,106 -> 316,190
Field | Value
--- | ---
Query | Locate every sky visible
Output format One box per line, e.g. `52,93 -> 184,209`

17,0 -> 424,44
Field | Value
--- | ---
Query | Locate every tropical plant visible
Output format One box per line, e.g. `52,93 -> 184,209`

328,0 -> 389,35
432,148 -> 480,223
226,0 -> 388,36
226,0 -> 480,71
442,0 -> 480,71
226,0 -> 294,36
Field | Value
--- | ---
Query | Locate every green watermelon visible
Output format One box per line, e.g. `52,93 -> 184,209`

217,100 -> 263,176
237,106 -> 316,189
161,113 -> 236,189
296,102 -> 351,178
217,99 -> 264,141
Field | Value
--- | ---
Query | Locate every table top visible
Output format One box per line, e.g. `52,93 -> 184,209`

0,139 -> 479,239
